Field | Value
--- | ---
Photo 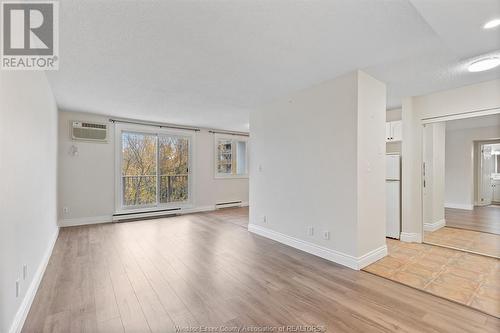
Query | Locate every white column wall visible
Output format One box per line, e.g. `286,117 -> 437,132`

249,70 -> 387,269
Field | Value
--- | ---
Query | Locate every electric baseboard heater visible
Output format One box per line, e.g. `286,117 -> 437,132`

112,207 -> 181,222
215,201 -> 242,209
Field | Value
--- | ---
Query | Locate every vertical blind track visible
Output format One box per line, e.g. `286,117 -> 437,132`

109,118 -> 250,136
209,130 -> 249,137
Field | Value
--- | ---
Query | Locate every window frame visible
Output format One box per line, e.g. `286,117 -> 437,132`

214,133 -> 249,179
114,123 -> 195,214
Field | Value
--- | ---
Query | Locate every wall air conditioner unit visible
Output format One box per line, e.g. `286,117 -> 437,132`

71,121 -> 108,142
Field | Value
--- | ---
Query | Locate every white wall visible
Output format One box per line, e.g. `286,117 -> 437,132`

401,97 -> 423,241
357,71 -> 387,256
58,112 -> 115,223
401,79 -> 500,241
445,125 -> 500,209
249,70 -> 387,270
415,80 -> 500,120
0,71 -> 59,333
194,130 -> 249,207
58,111 -> 249,225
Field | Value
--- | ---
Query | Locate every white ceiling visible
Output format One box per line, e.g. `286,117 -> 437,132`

48,0 -> 500,131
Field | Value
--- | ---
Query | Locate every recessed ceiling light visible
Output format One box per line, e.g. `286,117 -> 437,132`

468,57 -> 500,72
484,18 -> 500,29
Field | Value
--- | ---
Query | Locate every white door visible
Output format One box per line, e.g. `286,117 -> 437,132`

480,145 -> 493,205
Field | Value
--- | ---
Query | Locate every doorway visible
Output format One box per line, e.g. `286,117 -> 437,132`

478,141 -> 500,207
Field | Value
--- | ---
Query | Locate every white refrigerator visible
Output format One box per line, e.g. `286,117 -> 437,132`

386,154 -> 401,239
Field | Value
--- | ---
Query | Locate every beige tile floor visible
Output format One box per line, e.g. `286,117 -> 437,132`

364,239 -> 500,318
424,227 -> 500,258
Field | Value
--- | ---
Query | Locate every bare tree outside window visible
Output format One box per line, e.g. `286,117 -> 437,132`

122,132 -> 157,206
159,136 -> 189,203
121,131 -> 190,208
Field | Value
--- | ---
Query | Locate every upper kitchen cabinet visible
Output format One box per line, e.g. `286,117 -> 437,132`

386,120 -> 402,142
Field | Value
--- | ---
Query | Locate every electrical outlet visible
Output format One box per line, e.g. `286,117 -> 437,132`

63,207 -> 70,214
323,231 -> 330,240
262,216 -> 267,223
307,226 -> 314,236
23,265 -> 27,280
15,280 -> 20,298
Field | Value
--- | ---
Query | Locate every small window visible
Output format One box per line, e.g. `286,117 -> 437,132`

215,135 -> 248,178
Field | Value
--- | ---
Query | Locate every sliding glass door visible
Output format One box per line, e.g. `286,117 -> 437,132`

159,135 -> 189,204
121,132 -> 157,207
117,125 -> 192,212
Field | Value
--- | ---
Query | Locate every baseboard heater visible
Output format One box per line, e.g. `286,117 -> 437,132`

112,207 -> 181,222
215,201 -> 242,209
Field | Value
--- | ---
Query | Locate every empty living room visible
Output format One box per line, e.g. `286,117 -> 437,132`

1,1 -> 500,332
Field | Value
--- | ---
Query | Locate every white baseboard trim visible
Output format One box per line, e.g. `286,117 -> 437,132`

180,205 -> 215,214
63,206 -> 216,226
445,203 -> 473,210
475,202 -> 494,207
241,201 -> 249,207
9,227 -> 59,333
400,232 -> 422,243
247,224 -> 387,270
423,219 -> 446,232
59,215 -> 112,227
357,245 -> 388,269
62,203 -> 248,227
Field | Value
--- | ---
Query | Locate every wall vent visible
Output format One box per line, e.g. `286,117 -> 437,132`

71,121 -> 108,142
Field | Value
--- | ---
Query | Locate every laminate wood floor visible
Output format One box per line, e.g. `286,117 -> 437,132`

445,206 -> 500,235
23,208 -> 500,333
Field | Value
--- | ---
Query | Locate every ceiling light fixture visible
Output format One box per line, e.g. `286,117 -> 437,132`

468,57 -> 500,72
484,18 -> 500,29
